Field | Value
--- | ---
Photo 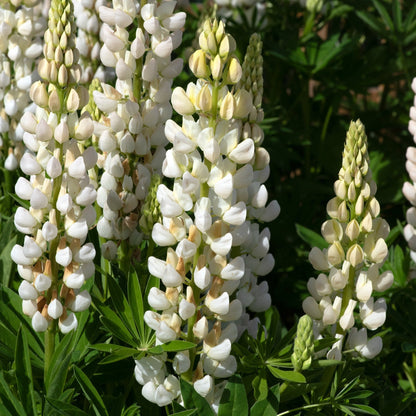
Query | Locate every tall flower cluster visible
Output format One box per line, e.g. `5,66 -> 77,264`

403,78 -> 416,263
303,120 -> 393,360
11,0 -> 97,333
93,0 -> 185,259
134,20 -> 279,409
0,0 -> 46,170
73,0 -> 108,84
233,33 -> 277,336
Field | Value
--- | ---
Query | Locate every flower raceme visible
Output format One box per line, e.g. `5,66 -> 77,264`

12,0 -> 97,333
303,120 -> 393,360
134,20 -> 279,409
0,0 -> 46,170
93,0 -> 185,259
403,78 -> 416,263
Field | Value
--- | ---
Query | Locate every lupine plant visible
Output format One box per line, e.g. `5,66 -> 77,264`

1,0 -> 416,415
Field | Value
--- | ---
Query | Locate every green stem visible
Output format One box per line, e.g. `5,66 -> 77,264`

44,320 -> 56,381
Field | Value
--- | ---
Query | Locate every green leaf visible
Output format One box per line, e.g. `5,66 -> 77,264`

268,366 -> 306,383
0,235 -> 17,287
252,374 -> 268,401
45,332 -> 74,399
108,276 -> 140,341
148,341 -> 197,354
128,270 -> 145,339
343,404 -> 380,415
0,371 -> 27,415
295,224 -> 327,249
74,367 -> 109,416
372,0 -> 394,30
392,0 -> 402,32
45,398 -> 90,416
250,384 -> 280,416
170,411 -> 198,416
356,11 -> 387,35
99,350 -> 144,365
180,379 -> 214,416
218,374 -> 248,416
15,327 -> 37,416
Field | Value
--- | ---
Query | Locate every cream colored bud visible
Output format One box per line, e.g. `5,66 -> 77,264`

345,219 -> 360,241
355,170 -> 363,187
370,238 -> 388,263
58,65 -> 68,87
199,32 -> 208,51
66,89 -> 80,112
219,35 -> 235,58
347,182 -> 356,202
219,92 -> 235,121
326,197 -> 340,219
207,32 -> 217,55
197,84 -> 212,113
210,54 -> 223,80
309,247 -> 329,271
334,180 -> 346,199
38,59 -> 51,81
360,213 -> 373,233
30,82 -> 49,107
321,219 -> 343,243
227,58 -> 242,84
171,87 -> 195,116
216,21 -> 225,43
77,86 -> 89,108
327,241 -> 344,266
189,50 -> 210,78
369,198 -> 380,217
337,200 -> 349,222
233,89 -> 252,119
49,63 -> 58,83
65,49 -> 74,67
355,194 -> 364,216
346,244 -> 364,267
48,89 -> 61,112
54,47 -> 63,65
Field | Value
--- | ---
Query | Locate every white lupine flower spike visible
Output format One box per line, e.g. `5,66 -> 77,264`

303,120 -> 392,360
13,0 -> 97,346
94,0 -> 185,265
135,22 -> 279,410
0,0 -> 46,170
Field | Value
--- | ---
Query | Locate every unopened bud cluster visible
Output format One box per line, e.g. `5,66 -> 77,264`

73,0 -> 109,84
12,0 -> 97,333
303,120 -> 392,360
403,78 -> 416,264
94,0 -> 185,259
134,19 -> 279,409
0,0 -> 46,170
291,315 -> 314,371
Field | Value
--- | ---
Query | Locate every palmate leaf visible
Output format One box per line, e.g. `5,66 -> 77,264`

268,366 -> 306,383
15,327 -> 37,416
218,375 -> 248,416
295,224 -> 327,250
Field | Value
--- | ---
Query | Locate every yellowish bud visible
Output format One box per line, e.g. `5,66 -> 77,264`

219,92 -> 235,121
48,89 -> 61,112
227,57 -> 242,84
321,219 -> 343,243
197,84 -> 212,113
334,180 -> 346,199
210,54 -> 223,80
58,65 -> 68,87
327,241 -> 344,266
233,89 -> 252,118
346,244 -> 364,267
337,200 -> 348,222
345,219 -> 360,241
189,50 -> 210,78
30,81 -> 49,107
66,88 -> 80,112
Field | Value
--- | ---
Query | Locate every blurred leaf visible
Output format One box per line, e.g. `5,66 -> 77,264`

74,367 -> 109,416
15,327 -> 36,416
252,374 -> 268,401
295,224 -> 327,249
128,270 -> 145,339
170,411 -> 197,416
218,375 -> 248,416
